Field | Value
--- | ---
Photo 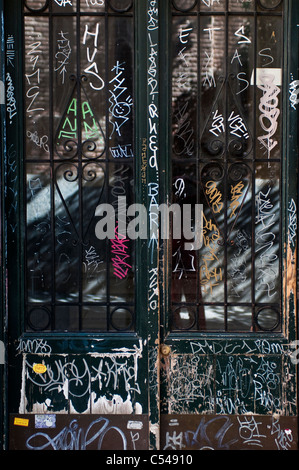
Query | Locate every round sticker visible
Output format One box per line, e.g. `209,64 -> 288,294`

33,363 -> 47,374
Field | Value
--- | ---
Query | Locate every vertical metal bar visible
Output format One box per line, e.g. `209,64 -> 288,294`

279,1 -> 285,326
224,0 -> 229,331
252,0 -> 257,330
77,0 -> 83,330
0,0 -> 6,448
284,0 -> 299,438
23,7 -> 28,331
146,0 -> 160,449
4,0 -> 25,427
195,2 -> 203,330
49,0 -> 56,330
105,1 -> 110,330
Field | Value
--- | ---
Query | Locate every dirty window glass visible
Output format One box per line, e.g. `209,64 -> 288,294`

170,0 -> 283,332
24,0 -> 135,332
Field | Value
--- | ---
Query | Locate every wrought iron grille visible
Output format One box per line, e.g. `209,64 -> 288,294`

24,0 -> 135,332
170,0 -> 283,332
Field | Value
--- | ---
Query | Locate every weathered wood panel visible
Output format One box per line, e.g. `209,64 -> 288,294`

9,414 -> 148,450
161,414 -> 298,450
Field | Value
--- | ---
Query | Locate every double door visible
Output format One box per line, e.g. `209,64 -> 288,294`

2,0 -> 299,450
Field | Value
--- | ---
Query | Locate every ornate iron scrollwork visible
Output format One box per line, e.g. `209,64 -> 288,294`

55,75 -> 106,161
54,161 -> 106,246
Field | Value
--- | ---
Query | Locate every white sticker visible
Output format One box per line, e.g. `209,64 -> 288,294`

251,68 -> 282,86
127,421 -> 143,430
35,414 -> 56,429
0,81 -> 5,105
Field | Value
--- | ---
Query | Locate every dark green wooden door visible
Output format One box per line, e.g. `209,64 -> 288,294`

4,0 -> 158,451
158,0 -> 299,451
2,0 -> 299,451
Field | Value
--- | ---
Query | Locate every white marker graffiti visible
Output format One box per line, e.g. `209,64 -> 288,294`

289,80 -> 299,110
258,73 -> 280,158
54,0 -> 72,6
55,31 -> 71,85
288,198 -> 297,247
24,344 -> 142,400
82,23 -> 105,91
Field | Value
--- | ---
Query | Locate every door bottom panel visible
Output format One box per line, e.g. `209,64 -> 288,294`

161,414 -> 298,451
9,414 -> 149,450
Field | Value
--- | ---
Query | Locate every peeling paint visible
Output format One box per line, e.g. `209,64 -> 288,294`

162,349 -> 297,417
19,342 -> 144,414
285,245 -> 297,299
149,422 -> 160,450
91,394 -> 139,415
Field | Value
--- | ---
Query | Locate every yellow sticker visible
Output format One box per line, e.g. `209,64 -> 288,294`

14,417 -> 29,427
33,363 -> 47,374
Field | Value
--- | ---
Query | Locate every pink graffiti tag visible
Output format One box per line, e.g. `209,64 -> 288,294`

111,225 -> 132,279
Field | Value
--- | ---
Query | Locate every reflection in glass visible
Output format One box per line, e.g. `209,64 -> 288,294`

200,0 -> 226,12
81,306 -> 106,331
172,16 -> 197,158
27,307 -> 52,332
170,1 -> 283,332
25,16 -> 50,160
227,306 -> 252,332
24,0 -> 49,13
172,0 -> 197,12
258,0 -> 282,10
80,0 -> 105,11
108,0 -> 133,12
229,0 -> 254,12
255,163 -> 280,305
110,307 -> 134,331
172,306 -> 197,330
24,2 -> 135,332
27,164 -> 52,303
204,306 -> 224,330
255,307 -> 280,331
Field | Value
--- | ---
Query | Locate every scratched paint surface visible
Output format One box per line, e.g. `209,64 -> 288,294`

160,320 -> 298,449
161,341 -> 297,417
161,414 -> 297,450
9,414 -> 148,450
19,340 -> 144,414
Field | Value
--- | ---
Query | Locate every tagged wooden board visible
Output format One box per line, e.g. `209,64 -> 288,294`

161,414 -> 298,451
9,414 -> 149,450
